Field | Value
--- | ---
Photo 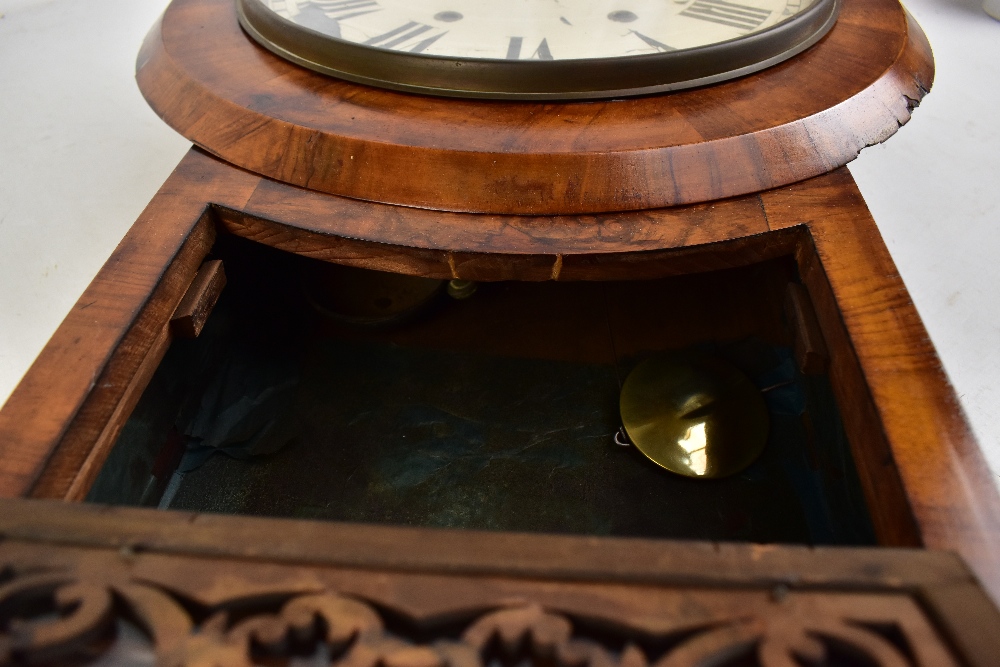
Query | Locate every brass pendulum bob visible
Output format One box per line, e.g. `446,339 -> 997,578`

619,352 -> 769,479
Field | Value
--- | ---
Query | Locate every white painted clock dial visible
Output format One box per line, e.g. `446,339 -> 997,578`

239,0 -> 838,98
263,0 -> 815,60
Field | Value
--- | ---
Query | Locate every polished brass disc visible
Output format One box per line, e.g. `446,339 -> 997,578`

620,352 -> 769,479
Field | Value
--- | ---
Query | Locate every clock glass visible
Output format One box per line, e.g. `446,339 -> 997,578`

237,0 -> 840,98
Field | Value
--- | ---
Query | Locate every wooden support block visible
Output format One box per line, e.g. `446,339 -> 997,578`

171,259 -> 226,339
785,282 -> 829,375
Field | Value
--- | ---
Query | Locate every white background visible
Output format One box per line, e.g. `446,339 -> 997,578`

1,0 -> 998,491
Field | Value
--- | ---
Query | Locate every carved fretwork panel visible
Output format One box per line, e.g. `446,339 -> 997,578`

0,539 -> 976,667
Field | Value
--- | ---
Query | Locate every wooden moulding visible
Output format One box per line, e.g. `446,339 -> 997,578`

785,283 -> 830,375
170,258 -> 227,339
136,0 -> 934,215
0,151 -> 261,502
0,151 -> 998,608
2,498 -> 1000,666
761,172 -> 1000,606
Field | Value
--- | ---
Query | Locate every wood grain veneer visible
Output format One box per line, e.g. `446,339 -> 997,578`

0,151 -> 261,501
762,171 -> 1000,606
136,0 -> 933,215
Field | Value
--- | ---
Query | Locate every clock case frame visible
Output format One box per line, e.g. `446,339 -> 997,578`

2,0 -> 1000,656
2,149 -> 998,597
4,151 -> 1000,662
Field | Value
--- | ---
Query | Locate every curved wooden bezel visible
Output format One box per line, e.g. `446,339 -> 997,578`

137,0 -> 933,216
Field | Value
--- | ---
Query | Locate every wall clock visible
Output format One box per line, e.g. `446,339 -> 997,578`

3,0 -> 1000,653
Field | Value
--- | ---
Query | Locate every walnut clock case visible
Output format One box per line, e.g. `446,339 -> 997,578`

2,0 -> 1000,664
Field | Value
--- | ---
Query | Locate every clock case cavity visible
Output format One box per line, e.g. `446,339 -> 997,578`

236,0 -> 841,100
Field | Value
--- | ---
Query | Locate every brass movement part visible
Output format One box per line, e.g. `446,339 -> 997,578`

303,262 -> 444,327
447,280 -> 478,300
620,352 -> 769,479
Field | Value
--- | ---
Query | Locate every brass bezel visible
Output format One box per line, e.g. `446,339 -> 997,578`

236,0 -> 841,100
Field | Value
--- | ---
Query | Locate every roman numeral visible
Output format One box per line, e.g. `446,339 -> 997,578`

631,31 -> 675,52
281,1 -> 382,36
363,21 -> 448,53
506,37 -> 554,60
311,0 -> 380,22
782,0 -> 801,15
680,0 -> 771,31
289,5 -> 342,32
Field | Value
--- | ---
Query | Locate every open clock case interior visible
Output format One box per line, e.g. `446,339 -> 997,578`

5,152 -> 1000,664
93,0 -> 925,543
88,233 -> 876,545
41,0 -> 992,565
